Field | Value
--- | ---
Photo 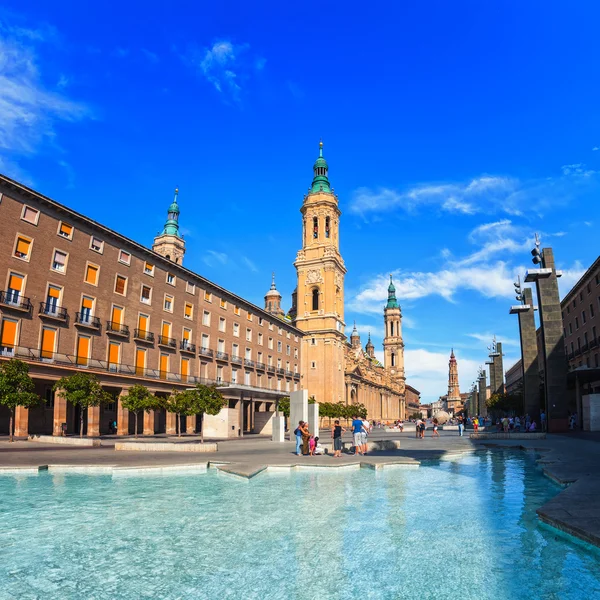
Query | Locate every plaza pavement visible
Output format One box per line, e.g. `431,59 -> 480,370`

1,428 -> 599,548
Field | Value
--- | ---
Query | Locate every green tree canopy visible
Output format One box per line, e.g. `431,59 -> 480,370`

53,372 -> 112,437
120,384 -> 159,438
0,359 -> 40,442
186,383 -> 227,443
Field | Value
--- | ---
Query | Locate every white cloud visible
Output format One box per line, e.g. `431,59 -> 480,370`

242,256 -> 258,273
561,163 -> 596,177
593,147 -> 599,151
465,332 -> 519,347
0,21 -> 89,176
203,250 -> 229,267
558,261 -> 586,299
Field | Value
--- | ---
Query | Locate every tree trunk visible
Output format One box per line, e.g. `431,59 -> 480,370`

134,412 -> 139,438
200,412 -> 204,444
9,409 -> 14,443
175,413 -> 179,437
178,413 -> 181,437
80,409 -> 84,438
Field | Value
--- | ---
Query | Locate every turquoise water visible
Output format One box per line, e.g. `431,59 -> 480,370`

0,452 -> 599,600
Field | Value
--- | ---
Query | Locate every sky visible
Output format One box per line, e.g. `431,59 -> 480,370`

1,1 -> 599,402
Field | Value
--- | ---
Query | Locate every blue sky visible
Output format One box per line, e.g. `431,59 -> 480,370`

1,1 -> 599,401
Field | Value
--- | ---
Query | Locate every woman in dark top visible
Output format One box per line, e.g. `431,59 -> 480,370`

331,420 -> 346,458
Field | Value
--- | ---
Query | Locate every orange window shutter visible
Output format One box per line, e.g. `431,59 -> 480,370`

76,336 -> 90,365
1,320 -> 17,347
48,287 -> 61,299
41,328 -> 56,358
108,343 -> 119,364
112,306 -> 122,324
9,274 -> 23,292
136,349 -> 145,367
115,277 -> 125,294
60,223 -> 72,236
181,358 -> 189,377
185,303 -> 192,317
183,329 -> 190,341
86,265 -> 98,284
16,238 -> 30,255
160,354 -> 168,374
162,322 -> 170,337
82,297 -> 93,310
138,315 -> 148,331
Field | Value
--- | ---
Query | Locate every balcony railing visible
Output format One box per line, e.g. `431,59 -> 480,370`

134,329 -> 155,343
215,351 -> 228,361
244,358 -> 255,367
0,291 -> 32,312
158,335 -> 177,349
574,347 -> 582,357
180,340 -> 196,353
285,370 -> 295,377
293,371 -> 300,379
231,355 -> 242,364
0,344 -> 292,396
267,365 -> 275,373
255,362 -> 266,370
591,338 -> 599,349
199,347 -> 214,358
106,322 -> 129,337
75,312 -> 101,329
582,343 -> 589,353
39,302 -> 68,321
276,367 -> 285,375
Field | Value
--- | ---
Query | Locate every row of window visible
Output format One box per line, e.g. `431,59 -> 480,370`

564,299 -> 599,337
566,326 -> 598,354
564,274 -> 600,315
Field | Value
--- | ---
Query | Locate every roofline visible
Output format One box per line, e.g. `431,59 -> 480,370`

0,173 -> 304,335
560,254 -> 600,307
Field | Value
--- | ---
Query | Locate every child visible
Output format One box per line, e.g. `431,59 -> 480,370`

313,436 -> 325,455
309,435 -> 316,456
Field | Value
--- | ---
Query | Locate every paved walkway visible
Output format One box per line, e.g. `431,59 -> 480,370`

2,430 -> 600,548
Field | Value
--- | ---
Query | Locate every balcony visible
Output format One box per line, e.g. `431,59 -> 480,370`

293,371 -> 300,379
244,358 -> 255,368
0,291 -> 32,313
276,367 -> 285,375
231,355 -> 242,365
215,351 -> 229,361
285,370 -> 295,377
75,312 -> 101,330
134,329 -> 155,343
39,302 -> 68,322
255,362 -> 266,370
574,347 -> 582,357
199,346 -> 214,358
158,335 -> 177,349
267,365 -> 275,373
582,343 -> 589,353
180,340 -> 196,354
106,321 -> 129,337
591,338 -> 599,349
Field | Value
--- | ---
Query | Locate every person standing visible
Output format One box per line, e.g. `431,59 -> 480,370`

351,415 -> 365,456
300,421 -> 311,455
458,417 -> 464,437
361,417 -> 371,454
294,421 -> 304,456
331,420 -> 346,458
540,410 -> 547,432
432,418 -> 440,438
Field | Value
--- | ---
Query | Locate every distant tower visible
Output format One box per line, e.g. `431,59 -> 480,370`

265,273 -> 285,318
365,332 -> 375,358
153,188 -> 186,265
350,322 -> 361,349
447,349 -> 461,413
383,275 -> 405,381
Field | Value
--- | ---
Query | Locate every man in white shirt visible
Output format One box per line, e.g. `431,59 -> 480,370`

361,419 -> 370,454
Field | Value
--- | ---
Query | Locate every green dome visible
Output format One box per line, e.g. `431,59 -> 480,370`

386,275 -> 399,309
161,188 -> 182,238
310,141 -> 331,193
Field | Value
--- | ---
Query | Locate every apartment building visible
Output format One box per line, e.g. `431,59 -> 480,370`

0,174 -> 302,438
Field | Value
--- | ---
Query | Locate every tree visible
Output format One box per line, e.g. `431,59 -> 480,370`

486,391 -> 523,416
53,372 -> 112,437
186,384 -> 227,443
277,396 -> 290,418
0,359 -> 40,442
119,384 -> 158,438
166,389 -> 197,438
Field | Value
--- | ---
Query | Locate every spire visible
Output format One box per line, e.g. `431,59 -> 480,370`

310,140 -> 331,194
350,320 -> 360,348
386,274 -> 399,309
450,348 -> 455,359
162,188 -> 182,238
270,272 -> 277,291
264,272 -> 284,317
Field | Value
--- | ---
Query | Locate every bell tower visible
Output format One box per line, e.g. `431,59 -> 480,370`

153,188 -> 186,265
294,141 -> 347,403
383,275 -> 405,382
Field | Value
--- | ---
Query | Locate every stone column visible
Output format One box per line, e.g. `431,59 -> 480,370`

53,390 -> 67,436
272,415 -> 285,442
486,360 -> 496,398
88,405 -> 100,437
117,388 -> 130,436
166,411 -> 177,435
143,410 -> 155,435
290,389 -> 308,433
493,342 -> 505,395
307,402 -> 319,438
510,287 -> 540,421
478,372 -> 487,417
525,247 -> 568,432
14,406 -> 29,438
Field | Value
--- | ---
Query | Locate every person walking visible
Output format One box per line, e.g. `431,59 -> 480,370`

294,421 -> 304,456
331,420 -> 346,458
432,418 -> 440,438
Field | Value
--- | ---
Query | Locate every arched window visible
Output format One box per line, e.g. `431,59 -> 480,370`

312,288 -> 319,311
391,352 -> 396,367
165,254 -> 171,261
325,216 -> 330,238
313,217 -> 318,239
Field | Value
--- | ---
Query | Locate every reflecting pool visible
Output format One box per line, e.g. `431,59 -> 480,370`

1,451 -> 599,599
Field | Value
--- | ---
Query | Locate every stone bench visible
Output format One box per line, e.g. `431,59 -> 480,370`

28,435 -> 101,447
115,442 -> 218,452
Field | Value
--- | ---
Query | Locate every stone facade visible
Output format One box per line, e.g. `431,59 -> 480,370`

446,349 -> 462,414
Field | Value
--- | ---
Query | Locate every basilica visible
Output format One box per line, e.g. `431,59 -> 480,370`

264,142 -> 420,420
